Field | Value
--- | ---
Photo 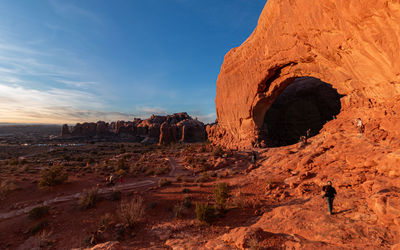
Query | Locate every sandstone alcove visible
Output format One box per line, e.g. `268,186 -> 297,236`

260,77 -> 342,147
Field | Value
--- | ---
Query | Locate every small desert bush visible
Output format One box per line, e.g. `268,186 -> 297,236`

248,236 -> 261,250
183,195 -> 192,208
109,190 -> 121,201
120,196 -> 145,228
39,166 -> 68,187
78,186 -> 99,209
232,190 -> 246,209
0,179 -> 18,196
212,146 -> 224,157
158,178 -> 171,187
29,220 -> 49,235
115,168 -> 126,177
98,213 -> 113,232
195,202 -> 215,224
196,172 -> 209,183
155,166 -> 169,175
214,182 -> 230,210
115,158 -> 128,171
173,202 -> 185,218
29,206 -> 49,220
182,188 -> 190,194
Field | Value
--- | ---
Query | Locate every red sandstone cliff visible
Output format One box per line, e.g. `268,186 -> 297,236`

213,0 -> 400,149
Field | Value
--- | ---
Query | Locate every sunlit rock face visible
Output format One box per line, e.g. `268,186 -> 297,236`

212,0 -> 400,148
61,113 -> 206,144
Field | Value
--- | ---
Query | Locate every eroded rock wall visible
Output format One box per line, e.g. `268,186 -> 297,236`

61,113 -> 206,144
214,0 -> 400,148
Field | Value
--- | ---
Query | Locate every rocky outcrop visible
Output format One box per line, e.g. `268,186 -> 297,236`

60,124 -> 70,136
60,113 -> 206,144
213,0 -> 400,148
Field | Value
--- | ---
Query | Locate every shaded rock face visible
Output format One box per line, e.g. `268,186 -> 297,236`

61,113 -> 206,144
261,77 -> 342,147
61,124 -> 70,136
213,0 -> 400,148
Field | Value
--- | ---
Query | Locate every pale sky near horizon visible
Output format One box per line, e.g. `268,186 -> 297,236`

0,0 -> 266,124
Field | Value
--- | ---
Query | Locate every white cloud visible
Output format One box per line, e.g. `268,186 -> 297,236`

0,83 -> 127,124
196,112 -> 216,124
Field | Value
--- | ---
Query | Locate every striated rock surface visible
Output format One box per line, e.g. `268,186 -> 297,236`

60,113 -> 206,144
213,0 -> 400,148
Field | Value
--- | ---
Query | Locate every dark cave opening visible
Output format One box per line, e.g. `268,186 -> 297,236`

260,77 -> 343,147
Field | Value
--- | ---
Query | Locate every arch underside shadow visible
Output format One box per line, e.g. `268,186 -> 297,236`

259,77 -> 343,147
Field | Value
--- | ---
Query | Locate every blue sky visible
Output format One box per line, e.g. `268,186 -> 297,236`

0,0 -> 266,124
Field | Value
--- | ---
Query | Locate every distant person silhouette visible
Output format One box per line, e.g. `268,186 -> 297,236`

107,174 -> 115,186
322,181 -> 337,215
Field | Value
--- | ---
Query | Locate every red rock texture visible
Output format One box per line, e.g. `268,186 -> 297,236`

61,113 -> 206,144
213,0 -> 400,149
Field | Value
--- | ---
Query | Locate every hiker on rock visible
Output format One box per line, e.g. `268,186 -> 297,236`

322,181 -> 337,215
107,174 -> 115,186
355,118 -> 364,133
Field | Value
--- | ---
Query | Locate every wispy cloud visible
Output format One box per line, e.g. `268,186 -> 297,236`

135,106 -> 168,116
52,78 -> 97,88
196,112 -> 216,124
48,0 -> 102,24
0,83 -> 133,124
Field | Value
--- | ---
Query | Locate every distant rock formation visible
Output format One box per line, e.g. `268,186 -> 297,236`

212,0 -> 400,149
60,112 -> 206,144
60,124 -> 71,136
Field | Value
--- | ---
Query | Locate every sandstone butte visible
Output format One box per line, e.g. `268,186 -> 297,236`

204,0 -> 400,249
209,0 -> 400,150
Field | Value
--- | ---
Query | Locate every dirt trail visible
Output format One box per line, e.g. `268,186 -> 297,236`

0,157 -> 186,221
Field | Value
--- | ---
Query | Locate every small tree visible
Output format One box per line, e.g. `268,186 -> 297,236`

39,166 -> 68,187
214,182 -> 230,210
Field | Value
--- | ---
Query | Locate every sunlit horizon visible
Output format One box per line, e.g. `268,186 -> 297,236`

0,1 -> 266,125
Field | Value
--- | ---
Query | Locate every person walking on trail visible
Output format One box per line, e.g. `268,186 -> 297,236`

107,174 -> 115,186
322,181 -> 337,215
355,118 -> 364,133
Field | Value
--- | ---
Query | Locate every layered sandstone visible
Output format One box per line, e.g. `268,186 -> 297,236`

60,113 -> 206,144
213,0 -> 400,148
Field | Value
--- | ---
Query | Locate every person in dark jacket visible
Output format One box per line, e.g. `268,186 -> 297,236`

322,181 -> 337,215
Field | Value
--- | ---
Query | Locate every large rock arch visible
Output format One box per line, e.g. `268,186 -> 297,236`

213,0 -> 400,148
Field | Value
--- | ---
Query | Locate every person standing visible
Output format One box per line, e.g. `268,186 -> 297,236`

322,181 -> 337,215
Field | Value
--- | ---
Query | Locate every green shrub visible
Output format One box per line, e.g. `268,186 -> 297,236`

120,196 -> 145,228
214,182 -> 230,210
39,166 -> 68,187
28,206 -> 49,220
78,186 -> 99,209
195,203 -> 215,224
158,178 -> 171,187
